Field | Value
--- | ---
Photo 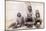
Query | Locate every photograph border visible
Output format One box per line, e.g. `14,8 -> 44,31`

5,0 -> 45,31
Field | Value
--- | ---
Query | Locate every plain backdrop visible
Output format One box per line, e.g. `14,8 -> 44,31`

0,0 -> 46,31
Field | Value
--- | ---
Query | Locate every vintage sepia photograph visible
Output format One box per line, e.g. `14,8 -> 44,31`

5,0 -> 44,31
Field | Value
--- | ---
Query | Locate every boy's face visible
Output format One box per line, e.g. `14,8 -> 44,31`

17,13 -> 21,17
28,6 -> 32,12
